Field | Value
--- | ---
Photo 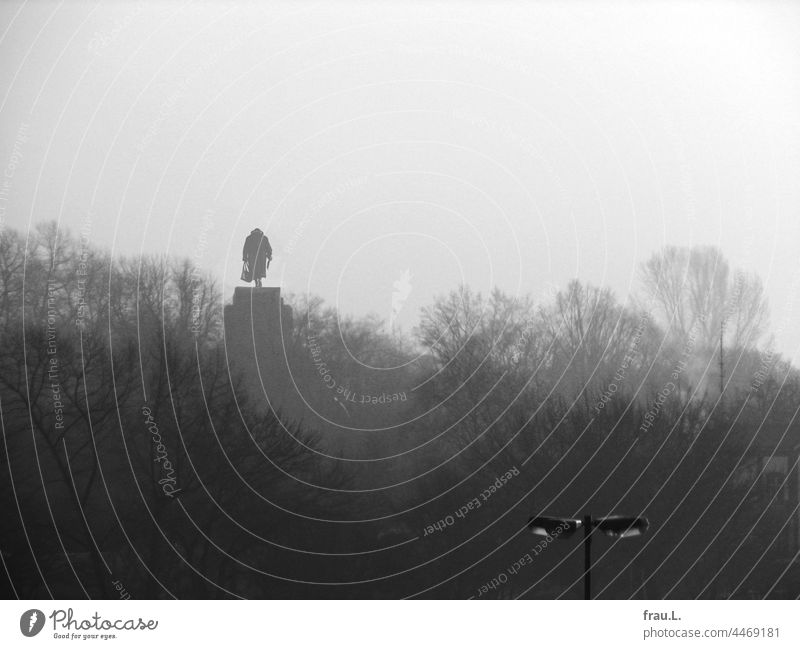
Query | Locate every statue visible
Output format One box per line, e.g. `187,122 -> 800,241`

241,228 -> 272,288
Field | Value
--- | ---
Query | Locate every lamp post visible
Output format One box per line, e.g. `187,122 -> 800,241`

583,514 -> 592,600
528,513 -> 649,599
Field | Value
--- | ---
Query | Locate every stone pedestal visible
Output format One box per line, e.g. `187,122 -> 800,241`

223,287 -> 294,412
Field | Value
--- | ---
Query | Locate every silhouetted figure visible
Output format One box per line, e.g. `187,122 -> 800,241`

241,228 -> 272,287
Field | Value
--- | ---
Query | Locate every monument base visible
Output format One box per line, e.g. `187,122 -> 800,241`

223,287 -> 294,413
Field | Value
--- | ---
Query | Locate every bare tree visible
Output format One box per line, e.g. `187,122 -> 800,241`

640,245 -> 768,351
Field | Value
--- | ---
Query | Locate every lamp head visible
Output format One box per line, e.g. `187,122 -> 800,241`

528,516 -> 582,538
594,515 -> 649,538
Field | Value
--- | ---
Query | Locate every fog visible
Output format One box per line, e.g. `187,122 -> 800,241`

1,0 -> 799,355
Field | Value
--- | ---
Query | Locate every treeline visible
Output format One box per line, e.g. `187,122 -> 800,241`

1,223 -> 798,598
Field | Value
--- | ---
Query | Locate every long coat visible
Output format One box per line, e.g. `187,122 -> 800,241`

242,229 -> 272,280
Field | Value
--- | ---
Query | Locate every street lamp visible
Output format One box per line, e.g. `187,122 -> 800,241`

527,513 -> 649,599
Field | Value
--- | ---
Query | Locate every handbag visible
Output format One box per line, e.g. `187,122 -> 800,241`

240,260 -> 252,282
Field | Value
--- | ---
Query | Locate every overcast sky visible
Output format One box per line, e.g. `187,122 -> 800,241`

1,0 -> 799,359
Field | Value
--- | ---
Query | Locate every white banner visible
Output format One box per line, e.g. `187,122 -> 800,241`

0,600 -> 797,648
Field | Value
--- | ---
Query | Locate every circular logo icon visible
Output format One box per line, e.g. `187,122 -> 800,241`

20,609 -> 45,637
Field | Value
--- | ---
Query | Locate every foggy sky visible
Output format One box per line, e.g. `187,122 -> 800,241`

1,0 -> 799,359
